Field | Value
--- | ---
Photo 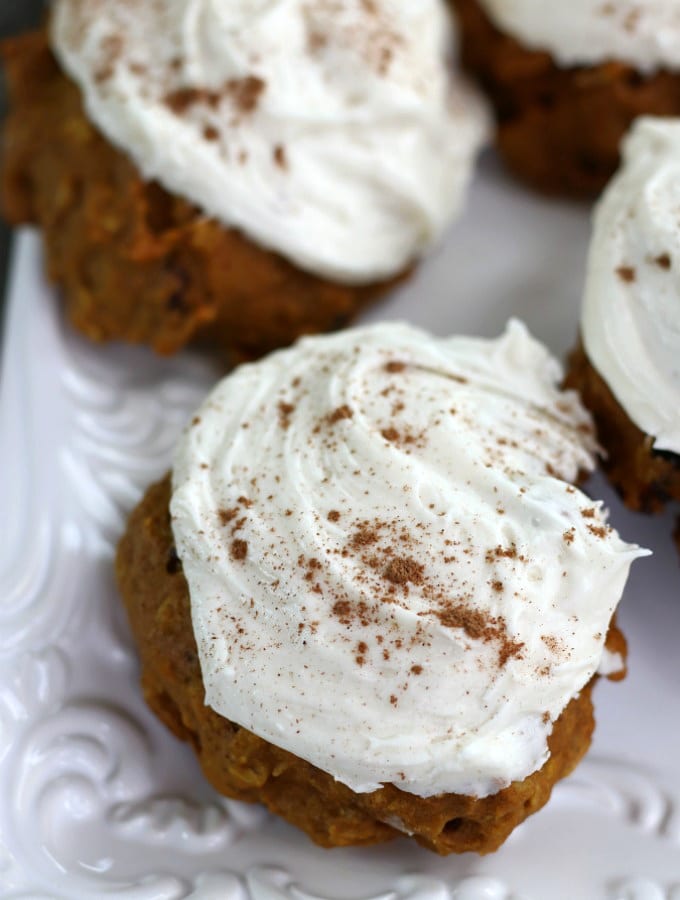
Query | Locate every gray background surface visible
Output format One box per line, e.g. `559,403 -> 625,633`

1,1 -> 45,323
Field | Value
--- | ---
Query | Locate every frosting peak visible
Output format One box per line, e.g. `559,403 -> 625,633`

171,322 -> 645,799
582,117 -> 680,454
51,0 -> 488,284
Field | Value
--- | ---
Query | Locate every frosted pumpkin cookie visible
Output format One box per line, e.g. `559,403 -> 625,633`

117,321 -> 645,854
1,1 -> 487,358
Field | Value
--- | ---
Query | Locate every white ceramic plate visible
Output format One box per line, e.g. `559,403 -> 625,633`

1,156 -> 679,900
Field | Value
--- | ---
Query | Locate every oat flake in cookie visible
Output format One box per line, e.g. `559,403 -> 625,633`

155,322 -> 644,813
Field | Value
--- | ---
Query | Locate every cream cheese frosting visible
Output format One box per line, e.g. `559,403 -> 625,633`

478,0 -> 680,72
50,0 -> 488,285
582,117 -> 680,455
171,321 -> 646,799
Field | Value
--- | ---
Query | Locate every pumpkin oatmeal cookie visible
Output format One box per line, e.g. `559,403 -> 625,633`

116,322 -> 644,853
2,0 -> 487,357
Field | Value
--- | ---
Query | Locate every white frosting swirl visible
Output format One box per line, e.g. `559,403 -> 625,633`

478,0 -> 680,72
171,322 -> 645,799
50,0 -> 488,284
582,117 -> 680,454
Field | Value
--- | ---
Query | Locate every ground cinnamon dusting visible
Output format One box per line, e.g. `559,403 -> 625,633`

164,86 -> 221,114
230,539 -> 248,561
383,556 -> 424,585
434,604 -> 524,667
616,265 -> 636,283
485,544 -> 517,562
307,30 -> 328,53
327,510 -> 341,522
622,8 -> 641,31
232,516 -> 247,533
436,605 -> 489,639
376,46 -> 394,76
350,525 -> 380,548
654,253 -> 672,269
226,75 -> 266,113
94,34 -> 123,84
164,76 -> 266,116
218,508 -> 238,526
278,401 -> 295,429
498,638 -> 525,667
332,600 -> 352,624
327,404 -> 353,424
381,427 -> 400,442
